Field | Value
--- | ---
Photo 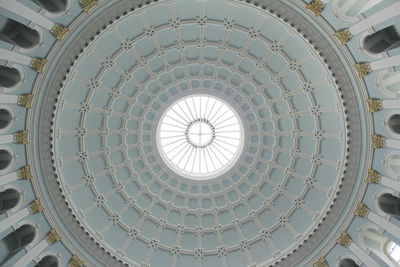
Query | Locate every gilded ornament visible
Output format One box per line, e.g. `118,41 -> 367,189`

17,94 -> 34,109
28,198 -> 44,214
366,169 -> 381,183
14,130 -> 29,144
336,231 -> 351,247
68,254 -> 85,267
51,24 -> 69,41
17,165 -> 33,179
45,228 -> 62,244
312,256 -> 328,267
30,58 -> 48,73
354,202 -> 369,217
306,0 -> 325,17
354,63 -> 371,78
333,29 -> 352,45
371,134 -> 385,149
80,0 -> 98,13
366,98 -> 382,113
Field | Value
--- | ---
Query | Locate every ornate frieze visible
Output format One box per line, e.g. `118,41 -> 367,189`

80,0 -> 98,13
68,254 -> 85,267
366,98 -> 382,113
366,169 -> 381,183
14,130 -> 29,144
313,256 -> 328,267
28,198 -> 44,214
333,29 -> 352,45
51,24 -> 69,41
371,134 -> 385,148
336,231 -> 351,247
354,63 -> 371,78
30,58 -> 48,73
17,165 -> 33,179
306,0 -> 325,17
354,202 -> 369,217
45,228 -> 62,244
18,94 -> 34,109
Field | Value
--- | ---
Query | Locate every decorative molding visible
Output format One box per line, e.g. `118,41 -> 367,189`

45,228 -> 62,244
333,29 -> 352,45
80,0 -> 98,13
336,231 -> 351,247
366,98 -> 382,113
366,169 -> 381,183
14,130 -> 29,144
28,198 -> 44,214
354,202 -> 369,217
51,25 -> 69,41
312,256 -> 328,267
17,165 -> 33,179
17,94 -> 34,109
68,254 -> 85,267
354,63 -> 371,78
371,134 -> 385,148
306,0 -> 325,17
30,58 -> 48,73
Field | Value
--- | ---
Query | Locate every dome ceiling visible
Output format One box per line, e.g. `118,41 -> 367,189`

33,0 -> 365,266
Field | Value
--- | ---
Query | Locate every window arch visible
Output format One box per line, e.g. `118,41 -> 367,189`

32,0 -> 68,14
0,17 -> 40,49
0,149 -> 12,171
377,71 -> 400,98
385,152 -> 400,178
0,188 -> 20,214
0,224 -> 36,265
334,0 -> 383,22
0,66 -> 21,88
378,193 -> 400,220
0,108 -> 12,130
35,255 -> 59,267
363,25 -> 400,54
387,113 -> 400,137
338,258 -> 359,267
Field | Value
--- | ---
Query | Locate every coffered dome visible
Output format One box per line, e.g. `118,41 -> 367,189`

0,0 -> 400,267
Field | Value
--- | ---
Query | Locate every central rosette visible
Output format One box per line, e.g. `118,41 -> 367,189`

157,95 -> 243,180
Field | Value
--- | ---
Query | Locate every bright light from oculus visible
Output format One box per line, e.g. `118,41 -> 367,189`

157,95 -> 244,180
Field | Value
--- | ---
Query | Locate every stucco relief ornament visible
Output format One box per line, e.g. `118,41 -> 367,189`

51,24 -> 69,41
313,256 -> 328,267
17,165 -> 33,179
18,94 -> 34,109
366,169 -> 381,183
28,198 -> 44,214
14,130 -> 29,144
336,231 -> 352,247
68,254 -> 85,267
366,98 -> 382,113
371,134 -> 385,148
333,29 -> 352,45
79,0 -> 98,13
45,228 -> 62,244
30,58 -> 48,73
306,0 -> 325,17
353,202 -> 370,217
354,63 -> 371,78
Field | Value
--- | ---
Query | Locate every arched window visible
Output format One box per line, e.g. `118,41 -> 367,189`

388,114 -> 400,136
0,17 -> 40,49
0,66 -> 21,88
334,0 -> 383,21
0,149 -> 12,171
360,227 -> 400,266
32,0 -> 68,13
363,25 -> 400,54
378,71 -> 400,97
386,153 -> 400,177
0,109 -> 12,130
0,189 -> 20,214
378,193 -> 400,220
0,224 -> 36,265
339,258 -> 359,267
35,255 -> 59,267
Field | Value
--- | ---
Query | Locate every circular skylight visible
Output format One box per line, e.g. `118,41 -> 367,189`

157,95 -> 244,180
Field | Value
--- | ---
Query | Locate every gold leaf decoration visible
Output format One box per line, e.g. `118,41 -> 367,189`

14,130 -> 29,144
336,231 -> 351,247
51,24 -> 69,41
366,98 -> 382,113
17,94 -> 34,109
45,228 -> 62,244
333,29 -> 352,45
354,63 -> 371,78
30,58 -> 48,73
306,0 -> 325,17
80,0 -> 98,13
17,165 -> 33,179
28,198 -> 44,214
